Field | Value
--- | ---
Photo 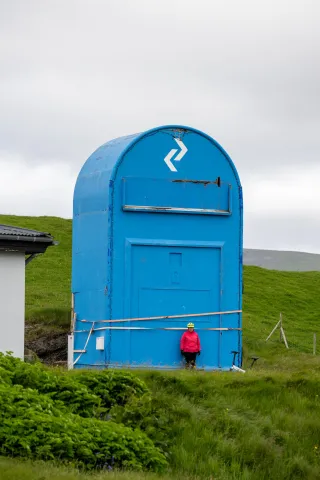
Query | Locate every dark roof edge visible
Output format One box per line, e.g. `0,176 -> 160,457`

0,234 -> 55,244
0,226 -> 57,254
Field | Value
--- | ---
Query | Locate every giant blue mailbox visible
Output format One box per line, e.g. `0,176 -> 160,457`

72,125 -> 243,370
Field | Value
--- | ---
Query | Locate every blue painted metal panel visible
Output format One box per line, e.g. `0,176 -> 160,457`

128,241 -> 221,369
72,125 -> 243,370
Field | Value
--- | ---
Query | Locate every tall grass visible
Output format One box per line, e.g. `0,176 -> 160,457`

243,266 -> 320,355
2,369 -> 320,479
141,370 -> 320,479
0,457 -> 178,480
1,214 -> 320,479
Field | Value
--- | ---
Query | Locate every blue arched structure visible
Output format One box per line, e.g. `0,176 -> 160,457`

72,125 -> 243,370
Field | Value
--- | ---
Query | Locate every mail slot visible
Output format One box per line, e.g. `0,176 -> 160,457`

72,125 -> 243,371
122,177 -> 232,215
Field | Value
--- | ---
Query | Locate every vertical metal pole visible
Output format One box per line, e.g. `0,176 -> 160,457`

281,327 -> 289,349
313,333 -> 316,355
280,313 -> 283,342
70,293 -> 74,332
68,334 -> 74,370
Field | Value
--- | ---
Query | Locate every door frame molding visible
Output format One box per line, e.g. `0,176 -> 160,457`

124,238 -> 225,367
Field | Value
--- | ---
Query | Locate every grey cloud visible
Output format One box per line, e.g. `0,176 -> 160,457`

245,213 -> 320,254
0,0 -> 319,251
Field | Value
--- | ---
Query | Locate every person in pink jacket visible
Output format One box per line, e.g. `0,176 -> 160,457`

180,322 -> 201,369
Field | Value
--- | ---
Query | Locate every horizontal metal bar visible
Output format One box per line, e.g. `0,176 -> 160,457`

123,205 -> 230,215
80,309 -> 242,324
73,349 -> 87,353
74,327 -> 242,333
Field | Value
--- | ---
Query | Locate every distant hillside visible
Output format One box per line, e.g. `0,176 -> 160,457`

244,248 -> 320,271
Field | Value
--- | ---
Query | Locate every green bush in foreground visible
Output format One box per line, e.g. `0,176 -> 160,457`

3,353 -> 320,478
72,370 -> 179,454
0,355 -> 153,421
0,355 -> 175,457
0,380 -> 167,471
0,354 -> 168,471
73,370 -> 149,411
0,353 -> 101,418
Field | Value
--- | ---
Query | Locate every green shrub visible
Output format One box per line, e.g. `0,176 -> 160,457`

0,355 -> 152,420
0,354 -> 101,418
74,370 -> 149,411
0,355 -> 168,471
73,370 -> 177,455
0,366 -> 12,386
0,383 -> 167,471
110,393 -> 178,456
0,383 -> 67,418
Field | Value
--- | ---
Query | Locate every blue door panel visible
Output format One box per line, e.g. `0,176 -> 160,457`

138,288 -> 212,323
197,332 -> 220,369
130,331 -> 182,368
125,243 -> 222,368
109,330 -> 130,367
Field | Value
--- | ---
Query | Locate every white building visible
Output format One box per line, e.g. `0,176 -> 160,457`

0,225 -> 55,359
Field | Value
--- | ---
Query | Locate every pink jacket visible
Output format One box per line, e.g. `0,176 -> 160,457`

180,331 -> 201,353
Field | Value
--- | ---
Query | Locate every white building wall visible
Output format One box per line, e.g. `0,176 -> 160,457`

0,251 -> 25,358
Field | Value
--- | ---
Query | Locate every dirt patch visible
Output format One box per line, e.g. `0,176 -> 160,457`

25,323 -> 68,366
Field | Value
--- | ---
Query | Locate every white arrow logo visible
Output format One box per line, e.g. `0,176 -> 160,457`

164,138 -> 188,172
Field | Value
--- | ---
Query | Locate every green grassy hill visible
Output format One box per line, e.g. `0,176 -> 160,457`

1,214 -> 320,362
1,214 -> 320,480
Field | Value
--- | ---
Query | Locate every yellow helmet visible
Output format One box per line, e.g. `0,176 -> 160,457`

187,322 -> 195,328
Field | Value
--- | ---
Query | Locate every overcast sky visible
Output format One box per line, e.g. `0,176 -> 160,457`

0,0 -> 319,252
